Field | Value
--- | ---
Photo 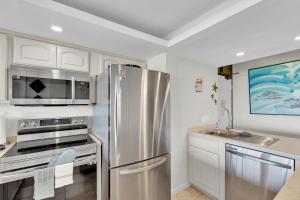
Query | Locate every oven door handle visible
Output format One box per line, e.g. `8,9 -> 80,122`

0,155 -> 97,184
119,157 -> 167,175
226,149 -> 292,169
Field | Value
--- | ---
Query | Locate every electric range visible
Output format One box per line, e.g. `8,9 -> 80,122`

0,116 -> 97,184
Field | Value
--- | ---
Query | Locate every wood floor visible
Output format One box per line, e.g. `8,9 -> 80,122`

172,187 -> 212,200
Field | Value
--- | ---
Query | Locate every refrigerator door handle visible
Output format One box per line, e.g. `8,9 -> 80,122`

119,157 -> 167,175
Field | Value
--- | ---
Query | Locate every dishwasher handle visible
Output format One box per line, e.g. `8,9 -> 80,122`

226,149 -> 293,170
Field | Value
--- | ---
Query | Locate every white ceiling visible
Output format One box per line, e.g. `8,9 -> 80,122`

0,0 -> 166,59
54,0 -> 226,38
168,0 -> 300,66
0,0 -> 300,67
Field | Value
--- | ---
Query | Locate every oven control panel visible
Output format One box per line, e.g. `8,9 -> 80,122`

18,116 -> 88,130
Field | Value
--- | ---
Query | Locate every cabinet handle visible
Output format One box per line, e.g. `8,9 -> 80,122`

226,149 -> 292,169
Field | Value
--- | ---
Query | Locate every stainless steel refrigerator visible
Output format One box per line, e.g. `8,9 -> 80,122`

93,64 -> 170,200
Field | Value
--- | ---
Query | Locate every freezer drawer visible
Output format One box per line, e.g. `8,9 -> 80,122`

110,154 -> 170,200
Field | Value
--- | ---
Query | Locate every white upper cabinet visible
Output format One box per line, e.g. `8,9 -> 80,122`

90,52 -> 103,76
103,55 -> 124,66
101,55 -> 146,71
100,55 -> 125,74
13,37 -> 56,68
0,34 -> 7,102
124,59 -> 146,68
57,45 -> 89,72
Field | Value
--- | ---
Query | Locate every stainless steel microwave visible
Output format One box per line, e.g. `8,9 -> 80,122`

9,65 -> 95,105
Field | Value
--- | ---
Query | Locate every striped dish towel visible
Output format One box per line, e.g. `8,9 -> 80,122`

34,167 -> 55,200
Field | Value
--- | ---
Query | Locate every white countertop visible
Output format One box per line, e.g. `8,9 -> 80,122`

188,125 -> 300,200
189,126 -> 300,160
0,136 -> 16,158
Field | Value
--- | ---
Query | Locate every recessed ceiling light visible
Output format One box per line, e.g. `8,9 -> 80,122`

236,52 -> 245,56
51,25 -> 63,32
295,35 -> 300,41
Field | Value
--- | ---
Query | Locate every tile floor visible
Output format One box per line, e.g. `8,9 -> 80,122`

172,187 -> 212,200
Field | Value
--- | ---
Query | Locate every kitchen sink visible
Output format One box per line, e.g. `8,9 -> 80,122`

200,130 -> 279,147
202,130 -> 238,138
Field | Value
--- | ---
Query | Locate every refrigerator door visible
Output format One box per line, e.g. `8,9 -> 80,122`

110,154 -> 170,200
110,65 -> 170,168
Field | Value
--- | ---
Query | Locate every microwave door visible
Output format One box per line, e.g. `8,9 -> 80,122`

74,76 -> 92,105
11,76 -> 73,105
10,65 -> 74,105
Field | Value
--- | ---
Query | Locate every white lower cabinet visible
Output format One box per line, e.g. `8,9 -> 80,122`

0,34 -> 7,102
189,146 -> 219,197
188,135 -> 225,200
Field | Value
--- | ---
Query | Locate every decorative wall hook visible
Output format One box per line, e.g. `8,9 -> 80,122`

211,82 -> 218,105
195,78 -> 203,93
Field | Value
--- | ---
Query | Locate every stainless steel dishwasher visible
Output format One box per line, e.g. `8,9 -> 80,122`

225,144 -> 294,200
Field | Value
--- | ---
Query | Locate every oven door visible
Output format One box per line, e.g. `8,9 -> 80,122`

0,165 -> 97,200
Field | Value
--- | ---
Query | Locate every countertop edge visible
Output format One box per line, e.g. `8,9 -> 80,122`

274,167 -> 300,200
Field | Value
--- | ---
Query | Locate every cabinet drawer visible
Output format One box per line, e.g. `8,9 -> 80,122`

189,135 -> 219,154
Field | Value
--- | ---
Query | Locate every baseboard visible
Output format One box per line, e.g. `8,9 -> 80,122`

171,182 -> 191,196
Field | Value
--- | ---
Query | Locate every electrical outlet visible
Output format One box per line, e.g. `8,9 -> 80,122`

201,115 -> 210,123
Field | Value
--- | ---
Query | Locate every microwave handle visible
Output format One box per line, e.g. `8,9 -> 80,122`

71,76 -> 75,103
90,76 -> 96,104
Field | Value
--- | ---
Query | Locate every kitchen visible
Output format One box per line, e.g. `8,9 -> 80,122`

1,0 -> 300,200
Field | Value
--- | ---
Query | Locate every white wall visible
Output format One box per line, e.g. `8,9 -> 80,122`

217,76 -> 231,129
0,104 -> 92,136
165,54 -> 218,194
233,49 -> 300,136
147,52 -> 167,72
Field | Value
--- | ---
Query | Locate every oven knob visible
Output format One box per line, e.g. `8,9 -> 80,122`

80,118 -> 85,124
20,121 -> 29,128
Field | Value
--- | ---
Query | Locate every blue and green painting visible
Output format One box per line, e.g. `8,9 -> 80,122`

249,60 -> 300,115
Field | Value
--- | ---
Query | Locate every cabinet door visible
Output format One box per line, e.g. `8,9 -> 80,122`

124,59 -> 146,68
13,37 -> 56,68
0,34 -> 7,102
102,55 -> 124,71
189,146 -> 219,198
57,45 -> 89,72
90,52 -> 103,75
